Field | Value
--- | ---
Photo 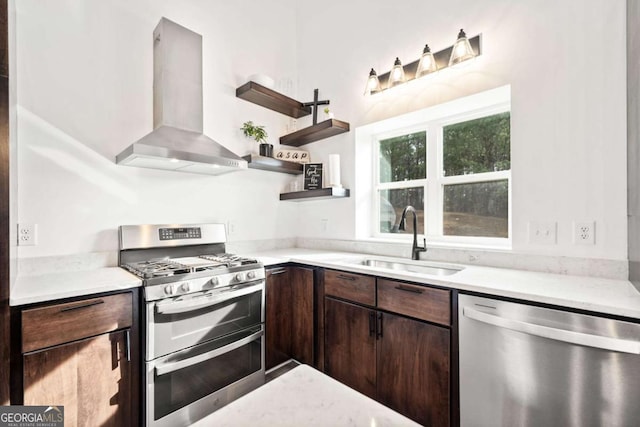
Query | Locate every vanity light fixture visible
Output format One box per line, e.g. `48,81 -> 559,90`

449,29 -> 476,66
388,58 -> 406,87
364,28 -> 481,95
415,44 -> 437,78
364,68 -> 382,95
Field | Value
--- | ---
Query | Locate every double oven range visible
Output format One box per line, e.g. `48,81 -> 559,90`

119,223 -> 265,427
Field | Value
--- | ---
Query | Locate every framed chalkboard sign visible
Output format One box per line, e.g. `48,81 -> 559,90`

304,163 -> 323,190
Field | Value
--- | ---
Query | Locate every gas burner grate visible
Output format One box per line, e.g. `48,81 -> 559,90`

200,253 -> 259,267
124,259 -> 191,279
123,254 -> 259,279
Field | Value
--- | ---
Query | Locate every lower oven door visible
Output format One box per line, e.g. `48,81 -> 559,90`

147,324 -> 265,427
147,279 -> 264,360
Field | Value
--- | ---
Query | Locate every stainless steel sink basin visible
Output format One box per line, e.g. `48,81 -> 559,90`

357,259 -> 462,276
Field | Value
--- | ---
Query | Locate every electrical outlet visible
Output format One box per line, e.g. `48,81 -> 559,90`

18,223 -> 37,246
528,221 -> 557,245
227,222 -> 236,236
320,219 -> 328,232
574,221 -> 595,245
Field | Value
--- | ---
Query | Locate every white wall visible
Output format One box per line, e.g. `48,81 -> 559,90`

15,0 -> 629,265
294,0 -> 628,261
16,0 -> 300,258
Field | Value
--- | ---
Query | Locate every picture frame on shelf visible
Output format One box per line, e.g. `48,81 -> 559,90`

303,163 -> 323,190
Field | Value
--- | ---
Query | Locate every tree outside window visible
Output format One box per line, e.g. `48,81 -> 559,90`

374,111 -> 510,241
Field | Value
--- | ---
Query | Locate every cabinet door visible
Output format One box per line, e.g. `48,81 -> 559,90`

324,297 -> 376,398
23,330 -> 132,427
377,312 -> 450,427
290,266 -> 314,365
265,267 -> 292,370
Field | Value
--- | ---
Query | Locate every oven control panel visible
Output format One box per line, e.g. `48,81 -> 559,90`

159,227 -> 202,240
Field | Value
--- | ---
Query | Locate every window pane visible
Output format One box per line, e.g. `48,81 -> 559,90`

443,180 -> 508,238
379,187 -> 424,234
379,132 -> 426,183
443,112 -> 510,177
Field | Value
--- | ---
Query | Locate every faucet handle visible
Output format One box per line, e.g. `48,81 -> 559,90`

418,238 -> 427,252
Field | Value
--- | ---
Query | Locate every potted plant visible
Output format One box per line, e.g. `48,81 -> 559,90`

241,121 -> 273,157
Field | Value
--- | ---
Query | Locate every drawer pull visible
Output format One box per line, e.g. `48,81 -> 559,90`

125,330 -> 131,362
59,300 -> 104,312
337,274 -> 356,281
395,285 -> 424,294
269,269 -> 287,275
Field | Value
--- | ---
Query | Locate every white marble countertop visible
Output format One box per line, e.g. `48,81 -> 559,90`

10,248 -> 640,318
191,364 -> 420,427
246,248 -> 640,319
10,267 -> 142,306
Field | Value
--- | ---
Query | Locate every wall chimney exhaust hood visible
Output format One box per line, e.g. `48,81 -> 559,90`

116,18 -> 247,175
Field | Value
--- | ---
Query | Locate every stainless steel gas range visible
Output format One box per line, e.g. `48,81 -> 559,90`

119,223 -> 265,427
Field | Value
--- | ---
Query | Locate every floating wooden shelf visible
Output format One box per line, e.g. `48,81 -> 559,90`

243,155 -> 303,175
236,81 -> 312,118
280,187 -> 350,202
280,119 -> 350,147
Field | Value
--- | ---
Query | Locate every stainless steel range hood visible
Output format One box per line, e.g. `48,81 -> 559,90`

116,18 -> 247,175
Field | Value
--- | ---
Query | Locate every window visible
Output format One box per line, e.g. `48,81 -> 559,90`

372,95 -> 511,246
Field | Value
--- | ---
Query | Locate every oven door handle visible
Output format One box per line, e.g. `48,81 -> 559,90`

155,280 -> 264,315
154,329 -> 264,376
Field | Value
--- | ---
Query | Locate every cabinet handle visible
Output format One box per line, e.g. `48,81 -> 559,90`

395,285 -> 424,294
59,299 -> 104,312
124,330 -> 131,362
269,268 -> 287,275
376,312 -> 383,339
369,311 -> 376,337
337,274 -> 356,281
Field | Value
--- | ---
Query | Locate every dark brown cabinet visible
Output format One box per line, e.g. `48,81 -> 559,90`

324,275 -> 452,427
324,297 -> 376,398
266,267 -> 292,369
265,266 -> 315,370
23,330 -> 132,427
290,267 -> 314,365
16,290 -> 139,427
377,311 -> 450,427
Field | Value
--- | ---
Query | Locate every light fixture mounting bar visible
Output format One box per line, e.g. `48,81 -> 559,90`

376,34 -> 482,90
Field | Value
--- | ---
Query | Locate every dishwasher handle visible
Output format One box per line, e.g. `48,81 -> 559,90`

463,306 -> 640,355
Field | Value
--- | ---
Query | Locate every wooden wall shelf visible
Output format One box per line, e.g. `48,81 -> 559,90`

280,187 -> 350,202
280,119 -> 350,147
236,81 -> 312,118
243,155 -> 303,175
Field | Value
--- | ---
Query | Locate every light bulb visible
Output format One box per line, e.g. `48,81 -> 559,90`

364,68 -> 382,95
388,57 -> 406,88
449,29 -> 476,67
415,44 -> 437,78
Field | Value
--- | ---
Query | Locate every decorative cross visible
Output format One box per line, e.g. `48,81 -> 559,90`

303,89 -> 330,125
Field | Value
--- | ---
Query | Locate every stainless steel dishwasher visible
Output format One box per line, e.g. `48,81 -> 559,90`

459,294 -> 640,427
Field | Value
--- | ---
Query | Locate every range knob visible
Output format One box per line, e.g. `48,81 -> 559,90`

247,271 -> 256,280
209,277 -> 219,287
179,282 -> 191,293
164,284 -> 176,295
235,273 -> 245,282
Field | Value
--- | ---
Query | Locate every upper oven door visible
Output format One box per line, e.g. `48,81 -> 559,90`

147,279 -> 264,360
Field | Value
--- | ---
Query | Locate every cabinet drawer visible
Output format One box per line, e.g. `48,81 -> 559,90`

377,279 -> 450,326
22,292 -> 133,353
324,270 -> 375,306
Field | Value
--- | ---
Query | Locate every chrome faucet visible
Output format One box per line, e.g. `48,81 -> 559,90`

398,206 -> 427,260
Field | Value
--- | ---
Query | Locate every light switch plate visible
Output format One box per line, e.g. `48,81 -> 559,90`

528,221 -> 557,245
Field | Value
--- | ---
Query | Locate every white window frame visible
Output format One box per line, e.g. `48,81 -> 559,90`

371,97 -> 511,249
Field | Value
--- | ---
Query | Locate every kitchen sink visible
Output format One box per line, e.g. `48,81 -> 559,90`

349,258 -> 463,276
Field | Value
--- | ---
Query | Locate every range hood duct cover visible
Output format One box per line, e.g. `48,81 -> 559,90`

116,17 -> 247,175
